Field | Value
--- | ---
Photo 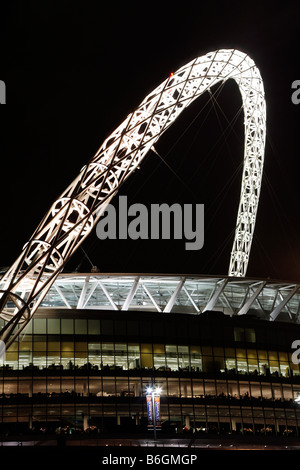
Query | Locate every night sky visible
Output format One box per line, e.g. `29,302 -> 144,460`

0,1 -> 300,282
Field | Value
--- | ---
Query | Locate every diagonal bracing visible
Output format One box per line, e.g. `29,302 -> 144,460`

0,49 -> 266,347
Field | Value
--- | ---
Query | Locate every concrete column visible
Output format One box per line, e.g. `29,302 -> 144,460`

231,417 -> 236,432
185,415 -> 190,429
83,414 -> 89,430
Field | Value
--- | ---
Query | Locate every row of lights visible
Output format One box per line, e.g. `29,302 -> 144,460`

146,386 -> 162,395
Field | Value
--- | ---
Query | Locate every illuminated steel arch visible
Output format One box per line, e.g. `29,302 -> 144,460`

0,49 -> 266,346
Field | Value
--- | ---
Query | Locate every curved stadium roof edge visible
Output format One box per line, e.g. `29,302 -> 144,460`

36,273 -> 300,323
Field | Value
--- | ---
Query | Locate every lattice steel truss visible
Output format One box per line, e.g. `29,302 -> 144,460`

36,273 -> 300,323
0,49 -> 266,347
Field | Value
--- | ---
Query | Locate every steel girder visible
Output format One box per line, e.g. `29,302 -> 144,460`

0,49 -> 266,346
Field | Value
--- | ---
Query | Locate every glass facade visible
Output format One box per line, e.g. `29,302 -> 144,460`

1,310 -> 300,437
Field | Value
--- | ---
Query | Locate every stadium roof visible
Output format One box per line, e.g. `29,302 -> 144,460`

37,273 -> 300,323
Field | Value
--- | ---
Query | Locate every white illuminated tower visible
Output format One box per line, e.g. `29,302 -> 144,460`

0,49 -> 266,346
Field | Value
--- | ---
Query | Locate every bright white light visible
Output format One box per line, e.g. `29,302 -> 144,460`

0,49 -> 266,344
146,386 -> 162,395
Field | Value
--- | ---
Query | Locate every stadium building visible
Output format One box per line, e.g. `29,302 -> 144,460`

1,50 -> 298,447
1,273 -> 300,439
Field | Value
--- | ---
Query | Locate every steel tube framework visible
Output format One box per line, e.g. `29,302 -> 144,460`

33,273 -> 300,323
0,49 -> 266,346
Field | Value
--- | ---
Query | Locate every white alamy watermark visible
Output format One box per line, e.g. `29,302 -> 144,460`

0,340 -> 5,365
0,80 -> 5,104
96,196 -> 204,251
291,340 -> 300,364
291,80 -> 300,105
